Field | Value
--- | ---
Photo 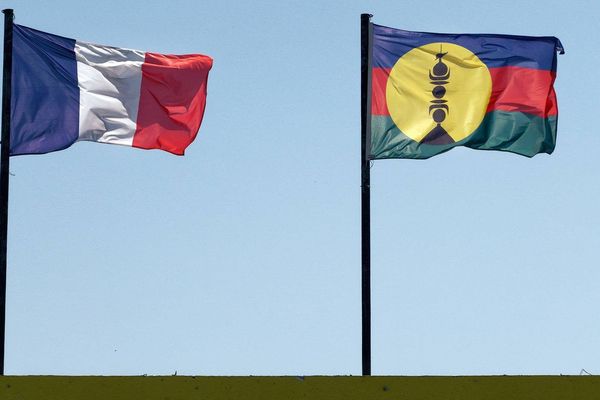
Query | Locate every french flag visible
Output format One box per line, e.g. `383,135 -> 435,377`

10,24 -> 213,156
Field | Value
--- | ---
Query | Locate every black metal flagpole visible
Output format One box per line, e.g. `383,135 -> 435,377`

360,12 -> 372,376
0,7 -> 13,376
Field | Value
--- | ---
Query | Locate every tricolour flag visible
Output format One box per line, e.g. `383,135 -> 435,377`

370,24 -> 564,159
10,24 -> 213,156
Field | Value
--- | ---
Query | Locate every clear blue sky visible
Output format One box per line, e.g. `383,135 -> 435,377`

1,0 -> 598,376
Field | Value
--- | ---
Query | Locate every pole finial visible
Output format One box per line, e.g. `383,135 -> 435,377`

1,9 -> 13,22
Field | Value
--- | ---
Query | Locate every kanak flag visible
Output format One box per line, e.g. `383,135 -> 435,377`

10,24 -> 213,156
369,24 -> 564,159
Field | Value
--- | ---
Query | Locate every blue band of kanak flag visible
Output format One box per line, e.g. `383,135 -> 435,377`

370,23 -> 564,159
372,25 -> 563,70
11,24 -> 213,156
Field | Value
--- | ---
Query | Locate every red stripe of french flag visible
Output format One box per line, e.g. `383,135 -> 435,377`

134,53 -> 212,155
371,67 -> 558,118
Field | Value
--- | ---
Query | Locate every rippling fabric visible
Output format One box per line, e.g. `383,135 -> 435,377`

370,24 -> 564,159
9,24 -> 212,156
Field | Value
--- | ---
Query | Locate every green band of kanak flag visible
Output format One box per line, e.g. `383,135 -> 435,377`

369,24 -> 564,159
372,112 -> 558,159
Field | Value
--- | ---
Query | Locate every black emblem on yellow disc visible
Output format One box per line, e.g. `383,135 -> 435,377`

426,48 -> 452,144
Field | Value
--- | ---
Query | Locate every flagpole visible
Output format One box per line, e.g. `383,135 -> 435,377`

0,7 -> 13,376
360,13 -> 372,376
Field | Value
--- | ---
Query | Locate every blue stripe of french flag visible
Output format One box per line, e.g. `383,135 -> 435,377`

10,24 -> 213,156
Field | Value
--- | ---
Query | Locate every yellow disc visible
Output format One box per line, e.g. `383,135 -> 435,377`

386,42 -> 492,144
